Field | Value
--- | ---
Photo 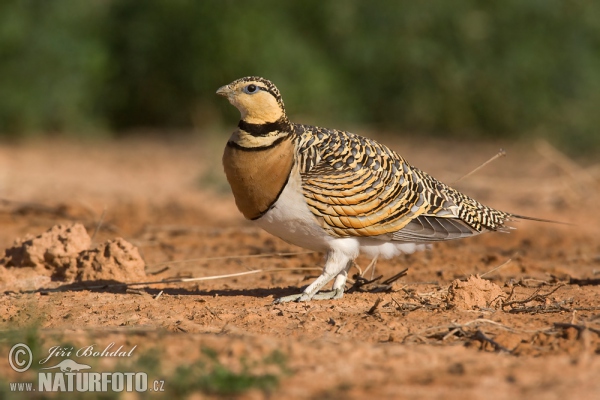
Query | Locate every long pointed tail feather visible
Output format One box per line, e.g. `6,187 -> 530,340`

509,213 -> 575,226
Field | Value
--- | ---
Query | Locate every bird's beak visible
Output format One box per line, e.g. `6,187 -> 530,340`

216,85 -> 231,97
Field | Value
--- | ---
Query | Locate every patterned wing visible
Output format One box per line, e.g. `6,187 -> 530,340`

294,125 -> 512,242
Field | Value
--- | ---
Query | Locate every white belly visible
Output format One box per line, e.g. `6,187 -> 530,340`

255,169 -> 333,252
254,168 -> 428,259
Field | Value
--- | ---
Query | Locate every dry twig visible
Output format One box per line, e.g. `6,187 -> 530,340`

146,250 -> 315,269
452,149 -> 507,184
367,298 -> 383,315
501,284 -> 565,312
347,268 -> 408,294
37,267 -> 323,293
362,256 -> 378,280
471,330 -> 511,353
91,206 -> 107,242
480,259 -> 512,278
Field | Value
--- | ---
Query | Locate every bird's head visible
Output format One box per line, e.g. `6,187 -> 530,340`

216,77 -> 287,125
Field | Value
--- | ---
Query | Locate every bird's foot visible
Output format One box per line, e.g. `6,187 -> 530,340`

272,293 -> 306,304
273,288 -> 344,304
312,288 -> 344,300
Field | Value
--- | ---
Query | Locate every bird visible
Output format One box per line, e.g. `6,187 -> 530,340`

217,76 -> 552,303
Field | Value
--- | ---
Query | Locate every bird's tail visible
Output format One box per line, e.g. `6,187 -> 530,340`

509,213 -> 574,226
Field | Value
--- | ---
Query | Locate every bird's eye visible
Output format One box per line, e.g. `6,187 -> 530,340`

243,84 -> 258,94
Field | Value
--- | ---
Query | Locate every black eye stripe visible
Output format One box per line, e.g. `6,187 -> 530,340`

253,85 -> 277,97
240,80 -> 281,101
258,86 -> 278,98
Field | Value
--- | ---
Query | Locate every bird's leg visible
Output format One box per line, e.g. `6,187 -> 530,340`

274,250 -> 352,303
310,260 -> 353,300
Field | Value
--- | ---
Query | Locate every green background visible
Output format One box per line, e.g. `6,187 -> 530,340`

1,0 -> 599,153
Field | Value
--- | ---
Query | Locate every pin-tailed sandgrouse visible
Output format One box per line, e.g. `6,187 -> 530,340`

217,76 -> 547,303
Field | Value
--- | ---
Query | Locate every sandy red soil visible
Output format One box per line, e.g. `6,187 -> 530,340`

0,135 -> 599,399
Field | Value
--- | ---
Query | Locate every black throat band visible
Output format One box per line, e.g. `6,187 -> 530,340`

238,118 -> 289,137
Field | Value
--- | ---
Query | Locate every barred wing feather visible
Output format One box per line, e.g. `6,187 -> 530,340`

295,126 -> 512,243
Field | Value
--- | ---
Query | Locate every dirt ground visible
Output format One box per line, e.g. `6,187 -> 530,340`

0,134 -> 599,399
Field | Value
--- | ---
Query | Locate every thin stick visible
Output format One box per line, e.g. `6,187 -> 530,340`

381,268 -> 409,285
472,330 -> 511,353
370,258 -> 377,281
351,261 -> 363,276
452,149 -> 507,184
91,206 -> 107,242
442,328 -> 462,341
40,267 -> 324,293
501,284 -> 565,310
146,250 -> 315,268
362,256 -> 378,278
367,298 -> 383,315
480,259 -> 512,278
419,318 -> 550,335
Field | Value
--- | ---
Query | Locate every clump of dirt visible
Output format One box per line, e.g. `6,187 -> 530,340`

70,238 -> 146,283
0,224 -> 145,290
2,223 -> 90,273
446,275 -> 505,310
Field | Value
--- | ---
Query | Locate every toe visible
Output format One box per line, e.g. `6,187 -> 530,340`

309,289 -> 344,301
273,293 -> 304,304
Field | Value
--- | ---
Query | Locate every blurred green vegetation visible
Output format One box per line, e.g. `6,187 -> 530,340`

1,0 -> 599,153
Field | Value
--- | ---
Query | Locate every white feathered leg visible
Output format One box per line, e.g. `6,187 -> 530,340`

307,260 -> 352,301
274,242 -> 356,303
